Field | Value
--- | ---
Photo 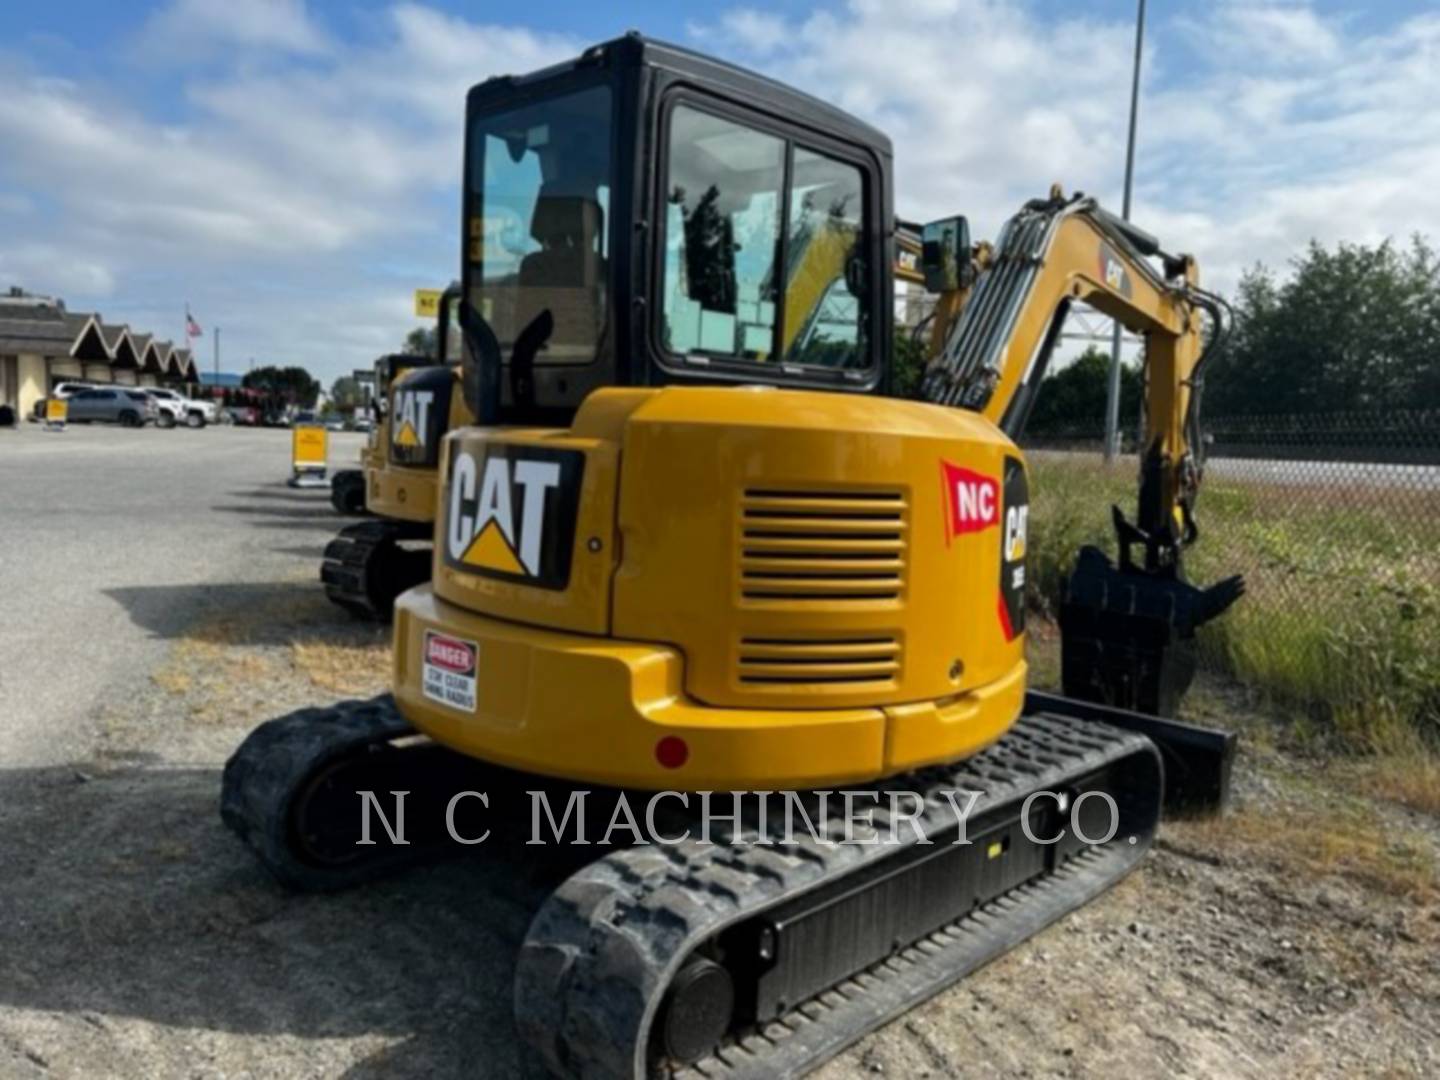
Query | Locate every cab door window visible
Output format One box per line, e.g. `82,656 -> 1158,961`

661,107 -> 784,362
660,104 -> 872,375
783,149 -> 867,368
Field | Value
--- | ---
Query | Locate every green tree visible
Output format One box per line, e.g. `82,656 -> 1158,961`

243,366 -> 320,409
404,326 -> 438,358
329,375 -> 366,413
1025,346 -> 1142,434
892,328 -> 927,399
1206,236 -> 1440,414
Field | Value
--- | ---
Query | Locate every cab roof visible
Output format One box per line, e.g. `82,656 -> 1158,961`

468,32 -> 892,161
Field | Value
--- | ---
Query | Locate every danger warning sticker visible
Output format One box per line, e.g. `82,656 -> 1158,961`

422,630 -> 478,712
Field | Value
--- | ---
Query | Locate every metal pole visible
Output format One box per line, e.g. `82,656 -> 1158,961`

213,326 -> 220,383
1104,0 -> 1146,464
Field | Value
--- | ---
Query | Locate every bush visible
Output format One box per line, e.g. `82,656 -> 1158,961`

1026,454 -> 1440,749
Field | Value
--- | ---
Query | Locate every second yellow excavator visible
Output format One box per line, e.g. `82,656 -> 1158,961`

320,286 -> 477,619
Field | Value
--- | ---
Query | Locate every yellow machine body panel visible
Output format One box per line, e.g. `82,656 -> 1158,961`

365,366 -> 471,524
394,585 -> 1023,789
397,385 -> 1032,789
366,461 -> 439,524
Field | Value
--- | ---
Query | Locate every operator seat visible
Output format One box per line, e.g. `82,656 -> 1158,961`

515,191 -> 607,363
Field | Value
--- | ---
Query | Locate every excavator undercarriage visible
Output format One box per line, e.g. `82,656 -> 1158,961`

223,690 -> 1229,1077
320,518 -> 433,620
328,467 -> 367,515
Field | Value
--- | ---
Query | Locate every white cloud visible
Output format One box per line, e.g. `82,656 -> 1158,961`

697,0 -> 1440,300
1186,1 -> 1343,66
136,0 -> 331,60
2,1 -> 1438,386
696,1 -> 1136,241
0,243 -> 115,297
0,6 -> 577,385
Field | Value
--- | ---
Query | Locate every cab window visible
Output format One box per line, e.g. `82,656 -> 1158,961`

660,105 -> 871,373
662,107 -> 783,362
783,149 -> 866,367
468,85 -> 613,368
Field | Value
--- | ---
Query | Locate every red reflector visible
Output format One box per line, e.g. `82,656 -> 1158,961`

655,736 -> 689,769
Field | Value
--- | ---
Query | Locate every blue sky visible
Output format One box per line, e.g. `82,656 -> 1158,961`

2,0 -> 1438,384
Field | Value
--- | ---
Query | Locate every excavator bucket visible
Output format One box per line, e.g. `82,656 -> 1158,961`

1059,520 -> 1244,816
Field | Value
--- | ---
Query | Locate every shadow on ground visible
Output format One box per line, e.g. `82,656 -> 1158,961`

270,544 -> 329,559
0,762 -> 542,1077
211,504 -> 341,521
102,583 -> 382,650
227,488 -> 336,503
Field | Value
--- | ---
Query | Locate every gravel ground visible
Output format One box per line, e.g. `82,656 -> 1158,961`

1,422 -> 1436,1079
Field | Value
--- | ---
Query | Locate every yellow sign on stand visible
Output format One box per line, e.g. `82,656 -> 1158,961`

414,288 -> 443,318
288,424 -> 330,488
44,397 -> 68,427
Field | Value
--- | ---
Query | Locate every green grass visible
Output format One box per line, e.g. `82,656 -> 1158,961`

1026,454 -> 1440,755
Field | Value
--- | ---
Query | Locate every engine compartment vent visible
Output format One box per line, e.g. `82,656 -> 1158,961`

737,635 -> 903,686
738,488 -> 907,603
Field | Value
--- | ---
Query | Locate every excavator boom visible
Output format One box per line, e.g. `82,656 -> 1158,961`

918,191 -> 1243,715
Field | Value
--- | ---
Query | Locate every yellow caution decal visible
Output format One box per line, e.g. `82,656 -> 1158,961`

461,519 -> 526,576
393,419 -> 421,448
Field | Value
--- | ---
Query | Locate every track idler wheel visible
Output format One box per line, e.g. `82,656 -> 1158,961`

657,957 -> 735,1067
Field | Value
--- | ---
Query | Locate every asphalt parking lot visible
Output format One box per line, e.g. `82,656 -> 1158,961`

0,422 -> 366,767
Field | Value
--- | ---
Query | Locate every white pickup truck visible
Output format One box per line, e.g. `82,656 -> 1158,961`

145,388 -> 221,428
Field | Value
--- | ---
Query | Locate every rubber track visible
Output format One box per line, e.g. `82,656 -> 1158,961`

320,519 -> 430,621
330,469 -> 367,515
516,713 -> 1158,1079
220,695 -> 424,892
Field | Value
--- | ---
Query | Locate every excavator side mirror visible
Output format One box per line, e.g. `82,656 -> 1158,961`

921,215 -> 972,294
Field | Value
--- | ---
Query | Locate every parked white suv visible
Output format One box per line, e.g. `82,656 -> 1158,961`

145,388 -> 219,428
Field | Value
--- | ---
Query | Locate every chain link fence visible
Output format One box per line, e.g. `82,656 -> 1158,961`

1021,411 -> 1440,743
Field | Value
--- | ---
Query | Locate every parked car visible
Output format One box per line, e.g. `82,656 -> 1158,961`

142,390 -> 184,428
144,388 -> 219,428
63,387 -> 158,427
225,406 -> 260,426
31,380 -> 97,419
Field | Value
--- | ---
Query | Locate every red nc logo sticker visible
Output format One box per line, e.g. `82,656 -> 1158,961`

940,461 -> 999,545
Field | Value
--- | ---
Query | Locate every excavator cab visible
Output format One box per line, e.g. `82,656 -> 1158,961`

458,33 -> 892,429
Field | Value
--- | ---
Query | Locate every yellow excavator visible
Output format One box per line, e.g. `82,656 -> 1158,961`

224,36 -> 1243,1078
320,285 -> 478,619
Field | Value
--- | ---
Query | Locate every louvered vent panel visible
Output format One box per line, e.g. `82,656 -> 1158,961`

737,634 -> 902,687
738,489 -> 907,603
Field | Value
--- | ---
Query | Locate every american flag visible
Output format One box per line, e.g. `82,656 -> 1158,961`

186,311 -> 203,338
